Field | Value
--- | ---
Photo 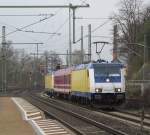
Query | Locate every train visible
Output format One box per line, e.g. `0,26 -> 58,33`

45,60 -> 126,106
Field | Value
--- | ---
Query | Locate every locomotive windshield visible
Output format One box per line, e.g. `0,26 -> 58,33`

93,64 -> 122,83
93,64 -> 121,77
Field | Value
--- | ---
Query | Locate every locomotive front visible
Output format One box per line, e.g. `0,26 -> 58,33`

90,63 -> 126,105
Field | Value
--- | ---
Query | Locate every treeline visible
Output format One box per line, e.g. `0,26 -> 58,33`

113,0 -> 150,79
0,44 -> 62,91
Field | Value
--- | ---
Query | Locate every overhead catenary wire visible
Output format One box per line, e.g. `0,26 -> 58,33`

0,14 -> 58,43
44,1 -> 110,51
48,26 -> 82,46
0,15 -> 54,39
46,0 -> 88,42
0,19 -> 61,36
0,2 -> 91,55
7,16 -> 53,36
0,7 -> 67,50
75,17 -> 112,20
78,0 -> 88,5
43,0 -> 89,57
0,13 -> 54,17
91,19 -> 111,33
43,13 -> 83,48
66,0 -> 88,5
0,8 -> 63,39
0,20 -> 44,42
19,30 -> 61,35
75,19 -> 111,44
45,16 -> 71,43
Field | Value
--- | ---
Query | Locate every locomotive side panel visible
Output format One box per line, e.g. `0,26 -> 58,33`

45,75 -> 53,90
71,69 -> 90,92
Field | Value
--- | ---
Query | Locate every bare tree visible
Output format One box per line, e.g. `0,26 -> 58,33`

42,51 -> 63,72
112,0 -> 147,78
112,0 -> 144,61
114,0 -> 143,43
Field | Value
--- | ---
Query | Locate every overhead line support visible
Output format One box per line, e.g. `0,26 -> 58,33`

0,5 -> 89,8
1,26 -> 7,92
69,5 -> 72,66
81,26 -> 84,64
0,4 -> 90,67
72,7 -> 76,43
88,24 -> 91,62
68,4 -> 89,66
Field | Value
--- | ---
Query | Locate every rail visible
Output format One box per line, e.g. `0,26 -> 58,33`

25,94 -> 128,135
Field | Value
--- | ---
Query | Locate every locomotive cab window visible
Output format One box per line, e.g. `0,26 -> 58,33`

93,64 -> 122,83
93,65 -> 121,76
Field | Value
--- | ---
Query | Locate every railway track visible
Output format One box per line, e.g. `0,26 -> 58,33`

116,109 -> 150,120
91,102 -> 150,130
41,92 -> 150,131
24,93 -> 129,135
23,92 -> 150,135
96,109 -> 150,130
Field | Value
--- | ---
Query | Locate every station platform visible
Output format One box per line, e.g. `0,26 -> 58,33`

0,97 -> 74,135
0,97 -> 36,135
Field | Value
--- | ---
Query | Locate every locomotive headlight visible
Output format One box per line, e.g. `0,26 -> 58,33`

106,78 -> 110,82
95,88 -> 102,93
118,88 -> 121,92
115,88 -> 121,92
95,88 -> 99,93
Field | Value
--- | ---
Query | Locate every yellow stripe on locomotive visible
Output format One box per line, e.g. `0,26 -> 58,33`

71,69 -> 90,92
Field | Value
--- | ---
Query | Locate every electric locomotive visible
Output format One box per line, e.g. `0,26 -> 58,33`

45,61 -> 126,106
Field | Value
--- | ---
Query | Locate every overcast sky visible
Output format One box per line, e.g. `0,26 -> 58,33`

0,0 -> 149,63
